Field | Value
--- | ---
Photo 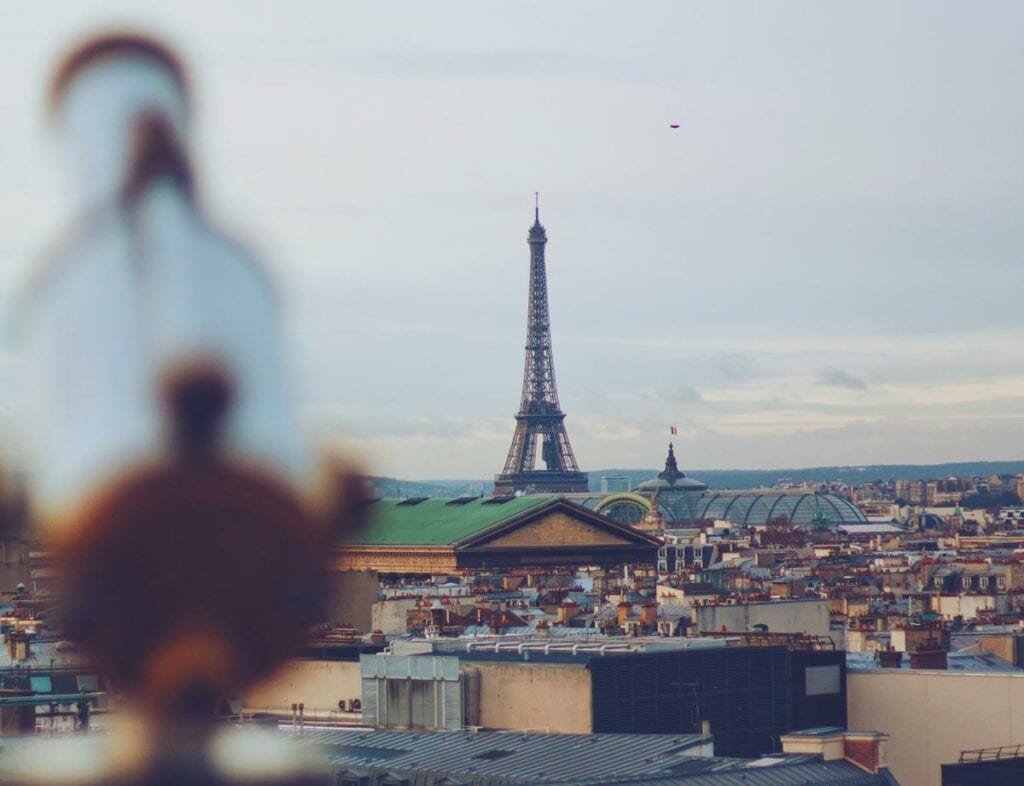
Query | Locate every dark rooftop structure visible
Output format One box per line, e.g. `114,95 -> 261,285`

412,641 -> 846,759
942,745 -> 1024,785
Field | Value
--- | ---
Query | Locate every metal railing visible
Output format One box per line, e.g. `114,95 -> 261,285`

959,744 -> 1024,763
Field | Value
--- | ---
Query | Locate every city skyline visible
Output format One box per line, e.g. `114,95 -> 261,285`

1,3 -> 1023,479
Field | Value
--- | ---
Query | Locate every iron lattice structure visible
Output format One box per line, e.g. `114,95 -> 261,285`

494,204 -> 588,496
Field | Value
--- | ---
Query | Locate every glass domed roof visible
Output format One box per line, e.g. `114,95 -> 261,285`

689,490 -> 867,526
592,444 -> 868,528
597,489 -> 867,528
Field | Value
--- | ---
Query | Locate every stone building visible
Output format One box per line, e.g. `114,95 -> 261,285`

333,496 -> 660,576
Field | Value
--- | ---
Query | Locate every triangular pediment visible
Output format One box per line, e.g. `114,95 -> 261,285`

460,500 -> 660,550
484,511 -> 634,547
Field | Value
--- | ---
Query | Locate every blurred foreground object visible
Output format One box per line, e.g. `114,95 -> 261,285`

8,31 -> 353,784
3,726 -> 328,785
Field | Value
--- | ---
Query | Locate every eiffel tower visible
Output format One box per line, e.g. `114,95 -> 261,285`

494,198 -> 588,496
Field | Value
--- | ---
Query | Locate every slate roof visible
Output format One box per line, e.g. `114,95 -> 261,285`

605,762 -> 900,786
846,650 -> 1021,673
658,604 -> 693,621
291,729 -> 899,785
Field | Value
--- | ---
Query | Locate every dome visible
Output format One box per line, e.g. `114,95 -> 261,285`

635,443 -> 708,493
593,444 -> 868,530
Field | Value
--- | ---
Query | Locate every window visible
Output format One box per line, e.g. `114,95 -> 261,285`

805,664 -> 841,696
962,576 -> 972,589
934,577 -> 943,588
998,577 -> 1007,590
980,577 -> 989,589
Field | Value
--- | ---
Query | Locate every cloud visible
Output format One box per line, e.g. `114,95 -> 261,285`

320,414 -> 506,441
242,46 -> 617,81
671,384 -> 703,404
713,352 -> 758,383
817,366 -> 868,391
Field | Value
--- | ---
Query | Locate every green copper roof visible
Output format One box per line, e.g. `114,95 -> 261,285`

349,496 -> 557,546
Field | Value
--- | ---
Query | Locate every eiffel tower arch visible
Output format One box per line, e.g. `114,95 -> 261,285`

493,199 -> 589,496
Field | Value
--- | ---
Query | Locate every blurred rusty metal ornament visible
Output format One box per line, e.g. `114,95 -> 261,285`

59,459 -> 324,713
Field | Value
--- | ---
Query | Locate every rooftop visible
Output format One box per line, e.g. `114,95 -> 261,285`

846,650 -> 1022,674
348,495 -> 555,546
288,729 -> 897,786
839,523 -> 906,535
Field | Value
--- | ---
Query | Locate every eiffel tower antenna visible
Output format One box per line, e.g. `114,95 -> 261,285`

493,198 -> 588,496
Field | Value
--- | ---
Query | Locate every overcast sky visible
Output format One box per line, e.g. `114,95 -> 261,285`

1,2 -> 1023,479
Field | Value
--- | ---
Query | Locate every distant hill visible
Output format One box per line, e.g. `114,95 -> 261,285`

587,461 -> 1024,492
370,459 -> 1024,498
368,477 -> 492,499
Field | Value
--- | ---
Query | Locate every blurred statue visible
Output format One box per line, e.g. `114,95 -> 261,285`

24,33 -> 310,537
9,32 -> 351,783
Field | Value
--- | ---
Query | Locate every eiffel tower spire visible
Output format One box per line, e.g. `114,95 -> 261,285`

494,199 -> 588,496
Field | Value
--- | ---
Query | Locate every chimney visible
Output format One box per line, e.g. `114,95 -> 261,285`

6,630 -> 29,663
780,729 -> 888,774
640,600 -> 658,628
843,732 -> 889,775
908,634 -> 949,670
877,648 -> 903,669
558,599 -> 579,626
909,647 -> 947,670
780,729 -> 846,762
617,601 -> 632,627
535,619 -> 550,637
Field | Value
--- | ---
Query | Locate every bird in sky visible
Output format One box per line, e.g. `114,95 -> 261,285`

669,123 -> 680,128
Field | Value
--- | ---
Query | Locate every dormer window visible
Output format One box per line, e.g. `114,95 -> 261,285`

962,576 -> 972,589
980,577 -> 989,589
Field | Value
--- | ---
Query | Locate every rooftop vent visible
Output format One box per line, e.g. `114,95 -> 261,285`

447,496 -> 480,506
473,750 -> 516,761
398,497 -> 430,506
483,496 -> 515,505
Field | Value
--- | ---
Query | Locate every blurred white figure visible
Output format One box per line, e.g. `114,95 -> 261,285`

17,36 -> 309,532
